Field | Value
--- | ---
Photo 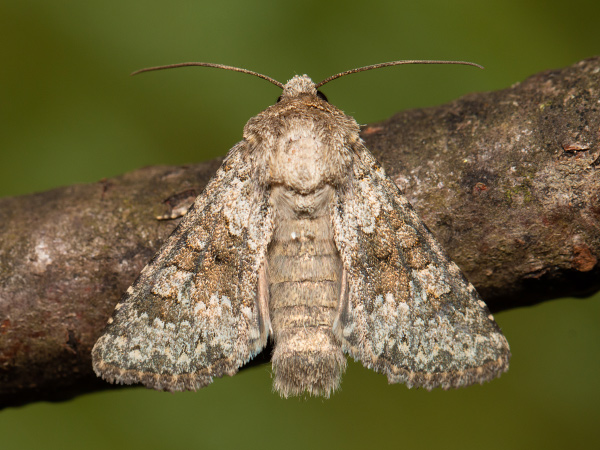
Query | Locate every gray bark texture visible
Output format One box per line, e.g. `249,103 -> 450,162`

1,57 -> 598,409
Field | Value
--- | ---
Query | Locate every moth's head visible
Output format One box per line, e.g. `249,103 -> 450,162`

278,75 -> 328,103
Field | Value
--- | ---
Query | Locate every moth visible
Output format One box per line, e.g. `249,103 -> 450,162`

92,60 -> 510,397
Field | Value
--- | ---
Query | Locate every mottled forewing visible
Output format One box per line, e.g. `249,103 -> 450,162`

92,142 -> 273,391
332,144 -> 510,389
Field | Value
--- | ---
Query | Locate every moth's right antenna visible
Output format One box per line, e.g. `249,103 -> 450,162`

131,62 -> 285,89
316,60 -> 484,89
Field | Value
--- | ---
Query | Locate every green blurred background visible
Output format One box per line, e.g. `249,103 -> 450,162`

1,1 -> 599,449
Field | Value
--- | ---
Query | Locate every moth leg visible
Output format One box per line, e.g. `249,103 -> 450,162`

156,190 -> 197,220
257,260 -> 272,338
332,267 -> 349,340
156,206 -> 191,220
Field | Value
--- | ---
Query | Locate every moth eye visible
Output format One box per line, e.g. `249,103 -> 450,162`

276,95 -> 283,103
317,91 -> 328,102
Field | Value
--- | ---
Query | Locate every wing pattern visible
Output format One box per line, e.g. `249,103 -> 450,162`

92,142 -> 273,391
332,143 -> 510,389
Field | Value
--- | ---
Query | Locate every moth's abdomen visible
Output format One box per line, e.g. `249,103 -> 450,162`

267,185 -> 346,397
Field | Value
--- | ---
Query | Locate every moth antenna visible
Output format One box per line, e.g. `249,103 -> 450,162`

315,60 -> 484,89
131,62 -> 285,89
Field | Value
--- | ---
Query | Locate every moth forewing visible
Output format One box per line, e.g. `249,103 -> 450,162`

92,143 -> 274,391
332,143 -> 510,390
92,60 -> 509,397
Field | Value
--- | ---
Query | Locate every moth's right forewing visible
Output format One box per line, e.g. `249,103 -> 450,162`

92,142 -> 273,391
332,143 -> 510,390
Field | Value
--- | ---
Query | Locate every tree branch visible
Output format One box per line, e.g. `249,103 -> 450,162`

1,57 -> 598,409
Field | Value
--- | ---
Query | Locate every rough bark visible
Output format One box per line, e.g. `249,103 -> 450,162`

1,57 -> 598,409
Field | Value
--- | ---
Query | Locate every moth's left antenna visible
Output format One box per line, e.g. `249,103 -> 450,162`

131,62 -> 285,89
316,60 -> 484,88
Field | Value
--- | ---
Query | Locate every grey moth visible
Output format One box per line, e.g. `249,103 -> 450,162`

92,61 -> 510,397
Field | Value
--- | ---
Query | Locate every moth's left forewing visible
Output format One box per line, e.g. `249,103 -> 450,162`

332,143 -> 510,390
92,142 -> 274,391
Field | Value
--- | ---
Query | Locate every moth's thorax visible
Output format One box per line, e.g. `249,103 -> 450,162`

268,125 -> 330,192
243,80 -> 360,191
